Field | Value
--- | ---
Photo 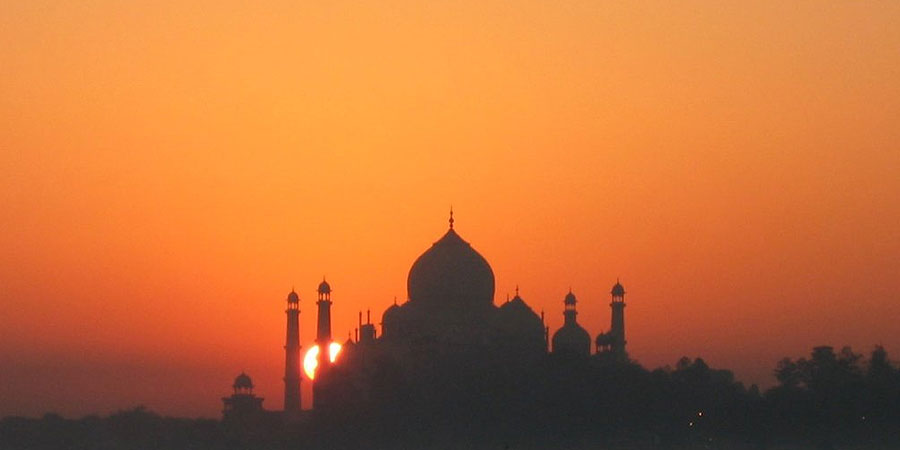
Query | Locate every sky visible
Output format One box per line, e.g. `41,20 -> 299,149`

1,0 -> 899,418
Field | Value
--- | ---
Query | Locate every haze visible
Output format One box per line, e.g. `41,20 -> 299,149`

2,0 -> 899,418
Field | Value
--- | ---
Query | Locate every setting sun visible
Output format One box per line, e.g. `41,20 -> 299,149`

302,343 -> 342,380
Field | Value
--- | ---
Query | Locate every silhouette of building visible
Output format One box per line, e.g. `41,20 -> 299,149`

222,372 -> 264,419
551,290 -> 592,358
358,310 -> 376,344
283,290 -> 302,415
248,211 -> 632,413
596,280 -> 627,360
497,287 -> 547,361
312,278 -> 333,409
306,211 -> 631,411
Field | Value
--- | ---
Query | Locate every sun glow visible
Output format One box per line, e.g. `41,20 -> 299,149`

302,342 -> 342,380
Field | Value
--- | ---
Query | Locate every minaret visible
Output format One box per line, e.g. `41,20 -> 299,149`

610,280 -> 627,357
283,290 -> 301,414
316,278 -> 333,349
313,278 -> 332,409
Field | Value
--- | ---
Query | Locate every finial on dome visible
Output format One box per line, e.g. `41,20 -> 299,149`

515,285 -> 519,296
449,206 -> 454,229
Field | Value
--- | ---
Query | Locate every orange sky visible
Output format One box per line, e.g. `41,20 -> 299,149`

2,0 -> 899,418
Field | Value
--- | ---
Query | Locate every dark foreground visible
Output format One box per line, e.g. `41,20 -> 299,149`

3,345 -> 899,450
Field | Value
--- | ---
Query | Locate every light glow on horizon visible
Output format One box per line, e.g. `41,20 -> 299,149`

1,0 -> 899,418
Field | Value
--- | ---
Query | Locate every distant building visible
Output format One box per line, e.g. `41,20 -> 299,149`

223,211 -> 634,417
298,211 -> 632,410
596,280 -> 628,361
552,290 -> 592,358
222,373 -> 264,420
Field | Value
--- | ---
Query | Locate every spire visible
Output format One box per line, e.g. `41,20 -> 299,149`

449,206 -> 454,229
515,284 -> 519,296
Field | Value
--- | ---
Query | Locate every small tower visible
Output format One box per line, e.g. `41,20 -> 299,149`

610,280 -> 626,356
313,278 -> 333,409
222,372 -> 264,420
596,280 -> 628,361
551,290 -> 591,358
316,278 -> 333,350
283,290 -> 302,414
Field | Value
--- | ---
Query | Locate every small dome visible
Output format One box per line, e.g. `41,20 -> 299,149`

233,372 -> 253,390
498,294 -> 543,332
318,279 -> 331,294
380,302 -> 404,339
287,290 -> 299,303
552,323 -> 591,357
499,294 -> 541,320
596,332 -> 613,346
382,302 -> 401,324
611,281 -> 625,297
564,290 -> 577,305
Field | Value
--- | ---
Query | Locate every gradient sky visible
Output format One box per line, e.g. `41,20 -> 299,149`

2,0 -> 899,418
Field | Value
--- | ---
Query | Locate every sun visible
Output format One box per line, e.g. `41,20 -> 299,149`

303,342 -> 342,380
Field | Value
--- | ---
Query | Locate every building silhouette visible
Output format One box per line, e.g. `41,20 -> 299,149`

283,290 -> 301,415
222,372 -> 264,419
313,279 -> 333,410
551,290 -> 592,358
596,280 -> 627,360
223,211 -> 631,421
305,211 -> 632,412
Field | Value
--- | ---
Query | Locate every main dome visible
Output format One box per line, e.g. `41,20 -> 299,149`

407,228 -> 495,311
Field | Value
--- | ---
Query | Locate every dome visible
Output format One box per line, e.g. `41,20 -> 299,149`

552,323 -> 591,357
564,290 -> 577,305
233,372 -> 253,390
407,228 -> 495,311
595,332 -> 613,346
498,294 -> 544,334
611,281 -> 625,297
382,302 -> 401,324
287,290 -> 299,303
318,279 -> 331,294
500,295 -> 544,329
